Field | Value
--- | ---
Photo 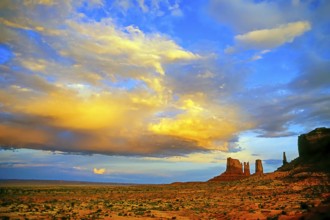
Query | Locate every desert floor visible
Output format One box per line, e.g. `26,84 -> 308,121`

1,171 -> 329,220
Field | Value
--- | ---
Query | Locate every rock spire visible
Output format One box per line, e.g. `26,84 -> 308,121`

243,162 -> 250,176
255,159 -> 263,175
283,152 -> 288,165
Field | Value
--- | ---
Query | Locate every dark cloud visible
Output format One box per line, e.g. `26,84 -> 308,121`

0,130 -> 207,157
240,83 -> 330,138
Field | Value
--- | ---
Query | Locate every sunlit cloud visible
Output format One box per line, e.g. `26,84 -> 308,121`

0,0 -> 330,183
149,97 -> 252,151
0,0 -> 250,157
0,0 -> 328,163
93,168 -> 106,175
226,21 -> 311,53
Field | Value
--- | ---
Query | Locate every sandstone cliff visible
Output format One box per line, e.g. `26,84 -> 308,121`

208,157 -> 246,182
243,162 -> 250,176
278,127 -> 330,173
255,159 -> 263,175
298,127 -> 330,159
225,157 -> 243,174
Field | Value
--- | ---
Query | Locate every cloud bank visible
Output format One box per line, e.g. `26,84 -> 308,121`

0,0 -> 329,160
0,0 -> 251,156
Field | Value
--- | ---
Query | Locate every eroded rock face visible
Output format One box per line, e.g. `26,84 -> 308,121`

226,157 -> 243,174
244,162 -> 250,176
255,159 -> 263,175
208,157 -> 246,182
298,127 -> 330,158
277,127 -> 330,172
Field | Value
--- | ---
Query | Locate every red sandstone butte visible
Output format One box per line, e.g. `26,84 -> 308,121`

255,159 -> 263,175
244,162 -> 250,176
208,157 -> 247,182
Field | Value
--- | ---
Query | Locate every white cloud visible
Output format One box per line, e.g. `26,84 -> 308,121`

250,50 -> 271,61
112,0 -> 183,17
137,0 -> 149,12
227,21 -> 311,54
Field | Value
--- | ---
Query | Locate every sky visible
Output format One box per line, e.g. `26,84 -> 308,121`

0,0 -> 329,184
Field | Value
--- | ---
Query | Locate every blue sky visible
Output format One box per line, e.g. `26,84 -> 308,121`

0,0 -> 329,183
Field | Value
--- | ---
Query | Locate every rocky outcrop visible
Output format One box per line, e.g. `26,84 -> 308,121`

283,152 -> 288,165
298,127 -> 330,159
226,157 -> 243,174
209,157 -> 265,181
208,157 -> 245,182
255,159 -> 263,175
277,127 -> 330,173
244,162 -> 250,176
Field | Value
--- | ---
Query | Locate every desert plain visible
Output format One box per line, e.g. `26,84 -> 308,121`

1,170 -> 329,220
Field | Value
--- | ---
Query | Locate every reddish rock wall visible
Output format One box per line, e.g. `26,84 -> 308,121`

298,127 -> 330,158
225,157 -> 243,174
209,157 -> 246,182
255,159 -> 263,175
244,162 -> 250,176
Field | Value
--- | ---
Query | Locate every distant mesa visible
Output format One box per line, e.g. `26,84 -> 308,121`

208,157 -> 263,182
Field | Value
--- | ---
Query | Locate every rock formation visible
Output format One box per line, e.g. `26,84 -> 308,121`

243,162 -> 250,176
255,159 -> 263,175
208,157 -> 246,182
209,157 -> 266,181
277,127 -> 330,172
298,127 -> 330,159
226,157 -> 243,174
283,152 -> 288,165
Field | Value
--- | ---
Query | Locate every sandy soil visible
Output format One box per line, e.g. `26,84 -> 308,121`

0,172 -> 329,219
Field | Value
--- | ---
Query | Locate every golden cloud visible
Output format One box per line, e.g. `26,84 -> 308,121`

93,168 -> 106,175
0,0 -> 253,157
149,96 -> 252,151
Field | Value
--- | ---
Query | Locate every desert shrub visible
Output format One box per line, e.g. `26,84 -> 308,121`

135,207 -> 146,212
300,202 -> 309,210
135,211 -> 145,215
